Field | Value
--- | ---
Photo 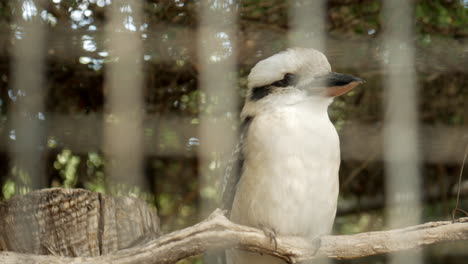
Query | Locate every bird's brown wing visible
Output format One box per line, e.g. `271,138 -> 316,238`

220,116 -> 254,213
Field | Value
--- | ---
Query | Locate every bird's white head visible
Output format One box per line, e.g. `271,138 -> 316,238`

242,48 -> 364,117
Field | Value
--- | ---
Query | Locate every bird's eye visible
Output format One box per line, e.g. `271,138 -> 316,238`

271,73 -> 298,87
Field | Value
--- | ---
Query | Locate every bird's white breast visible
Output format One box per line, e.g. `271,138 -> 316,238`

231,102 -> 340,239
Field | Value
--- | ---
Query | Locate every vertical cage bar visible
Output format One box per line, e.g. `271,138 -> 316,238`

8,0 -> 48,191
103,1 -> 145,190
382,0 -> 422,263
289,0 -> 326,51
288,2 -> 329,264
197,0 -> 239,217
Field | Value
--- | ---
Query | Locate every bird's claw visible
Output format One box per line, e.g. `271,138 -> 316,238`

285,237 -> 320,264
310,237 -> 321,256
286,255 -> 296,264
260,225 -> 278,250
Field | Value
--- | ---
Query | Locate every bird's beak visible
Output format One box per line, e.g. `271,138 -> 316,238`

324,72 -> 365,97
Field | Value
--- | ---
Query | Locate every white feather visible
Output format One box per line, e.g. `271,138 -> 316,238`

247,48 -> 331,90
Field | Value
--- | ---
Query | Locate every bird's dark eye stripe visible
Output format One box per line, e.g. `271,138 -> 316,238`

249,73 -> 298,101
271,73 -> 298,87
250,73 -> 299,101
250,86 -> 271,101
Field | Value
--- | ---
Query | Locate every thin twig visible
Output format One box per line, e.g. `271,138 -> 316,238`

452,142 -> 468,221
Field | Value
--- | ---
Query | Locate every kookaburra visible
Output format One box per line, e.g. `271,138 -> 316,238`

221,48 -> 364,264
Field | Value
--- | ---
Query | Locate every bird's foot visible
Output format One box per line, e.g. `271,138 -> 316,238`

310,237 -> 321,256
260,224 -> 278,250
286,255 -> 297,264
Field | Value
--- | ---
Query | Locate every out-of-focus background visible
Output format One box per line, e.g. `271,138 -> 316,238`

0,0 -> 467,263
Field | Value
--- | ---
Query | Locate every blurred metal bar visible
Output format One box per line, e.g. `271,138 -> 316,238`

8,0 -> 48,190
103,1 -> 145,189
382,0 -> 422,263
197,0 -> 239,218
289,2 -> 329,264
289,0 -> 326,51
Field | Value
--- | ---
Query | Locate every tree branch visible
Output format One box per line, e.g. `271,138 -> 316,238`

1,209 -> 467,264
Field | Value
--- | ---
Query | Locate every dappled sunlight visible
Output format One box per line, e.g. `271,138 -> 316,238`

21,0 -> 38,21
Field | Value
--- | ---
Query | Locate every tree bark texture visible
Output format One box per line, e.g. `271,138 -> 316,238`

0,188 -> 160,257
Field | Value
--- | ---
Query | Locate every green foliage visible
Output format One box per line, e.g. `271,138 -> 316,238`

416,0 -> 468,35
2,179 -> 15,199
54,149 -> 80,188
2,166 -> 33,199
84,152 -> 106,193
